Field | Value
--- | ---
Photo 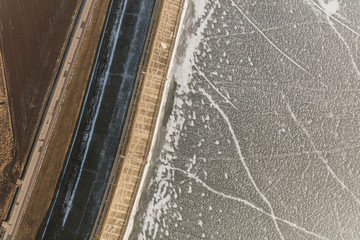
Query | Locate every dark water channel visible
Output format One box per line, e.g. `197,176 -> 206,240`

39,0 -> 155,239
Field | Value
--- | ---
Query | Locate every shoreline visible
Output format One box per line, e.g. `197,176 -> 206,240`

122,0 -> 189,238
97,0 -> 187,238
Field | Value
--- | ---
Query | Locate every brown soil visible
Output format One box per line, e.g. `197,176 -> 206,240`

0,0 -> 82,224
0,51 -> 15,221
0,0 -> 79,170
15,0 -> 111,239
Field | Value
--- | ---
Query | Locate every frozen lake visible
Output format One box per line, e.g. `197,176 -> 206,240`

129,0 -> 360,239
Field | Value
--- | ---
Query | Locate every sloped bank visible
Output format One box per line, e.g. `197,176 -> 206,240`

97,0 -> 186,238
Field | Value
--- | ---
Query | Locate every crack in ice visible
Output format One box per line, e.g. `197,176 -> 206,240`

229,0 -> 313,77
282,94 -> 360,206
171,166 -> 328,240
278,221 -> 311,240
171,167 -> 268,214
249,144 -> 360,160
200,88 -> 285,240
307,0 -> 360,80
205,21 -> 327,40
328,18 -> 360,80
308,0 -> 360,37
194,65 -> 238,111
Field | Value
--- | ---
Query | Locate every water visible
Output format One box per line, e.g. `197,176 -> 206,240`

40,0 -> 155,238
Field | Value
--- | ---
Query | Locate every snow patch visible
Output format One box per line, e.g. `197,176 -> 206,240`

318,0 -> 340,15
161,42 -> 167,49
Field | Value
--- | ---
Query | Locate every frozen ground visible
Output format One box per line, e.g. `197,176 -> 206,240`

129,0 -> 360,239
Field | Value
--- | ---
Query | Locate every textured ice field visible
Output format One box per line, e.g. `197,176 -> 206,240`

129,0 -> 360,239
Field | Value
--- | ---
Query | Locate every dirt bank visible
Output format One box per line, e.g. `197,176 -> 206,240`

15,0 -> 111,238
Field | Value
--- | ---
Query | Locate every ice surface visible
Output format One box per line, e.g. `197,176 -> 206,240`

129,0 -> 360,239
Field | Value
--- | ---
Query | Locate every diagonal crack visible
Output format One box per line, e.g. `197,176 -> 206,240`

318,8 -> 360,81
282,93 -> 360,206
307,0 -> 360,37
229,0 -> 313,77
328,21 -> 360,80
194,65 -> 238,111
199,88 -> 285,240
170,166 -> 328,240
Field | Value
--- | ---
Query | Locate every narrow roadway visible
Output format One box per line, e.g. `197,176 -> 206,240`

1,0 -> 97,238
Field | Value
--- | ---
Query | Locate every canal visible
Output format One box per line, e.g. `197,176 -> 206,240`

39,0 -> 155,239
